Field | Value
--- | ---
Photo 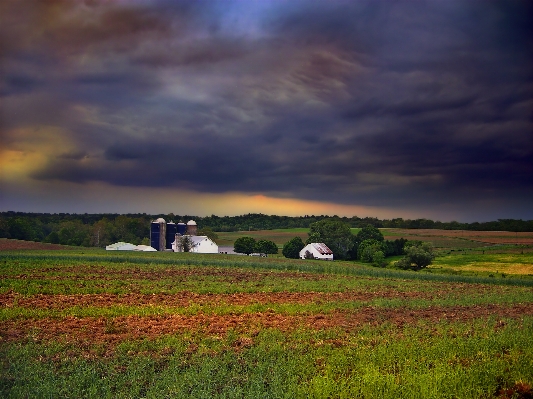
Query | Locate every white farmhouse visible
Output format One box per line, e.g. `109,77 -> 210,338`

299,243 -> 334,260
172,235 -> 218,254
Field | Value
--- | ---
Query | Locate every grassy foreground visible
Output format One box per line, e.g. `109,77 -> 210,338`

1,250 -> 533,398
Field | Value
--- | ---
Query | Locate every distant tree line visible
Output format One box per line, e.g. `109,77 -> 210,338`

1,211 -> 532,248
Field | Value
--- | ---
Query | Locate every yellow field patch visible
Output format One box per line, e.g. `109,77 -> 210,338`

440,262 -> 533,275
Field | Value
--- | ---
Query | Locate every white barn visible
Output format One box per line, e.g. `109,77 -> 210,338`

172,235 -> 218,254
299,243 -> 334,260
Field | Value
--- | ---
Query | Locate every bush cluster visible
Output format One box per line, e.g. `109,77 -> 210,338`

233,237 -> 278,255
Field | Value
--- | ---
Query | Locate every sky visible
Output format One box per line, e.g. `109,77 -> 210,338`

1,0 -> 532,222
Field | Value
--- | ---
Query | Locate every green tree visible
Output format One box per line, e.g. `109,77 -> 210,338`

254,239 -> 278,255
356,224 -> 384,243
43,231 -> 60,244
383,238 -> 408,257
114,216 -> 147,245
234,236 -> 257,255
179,235 -> 194,252
282,237 -> 305,259
8,218 -> 42,241
371,250 -> 386,267
0,216 -> 10,238
90,218 -> 114,247
307,219 -> 354,260
57,220 -> 90,246
173,235 -> 194,252
358,239 -> 383,262
395,242 -> 435,271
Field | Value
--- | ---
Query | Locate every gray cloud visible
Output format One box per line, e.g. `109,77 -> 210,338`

2,0 -> 532,220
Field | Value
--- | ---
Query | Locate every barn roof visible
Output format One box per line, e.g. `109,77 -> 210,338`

310,243 -> 333,255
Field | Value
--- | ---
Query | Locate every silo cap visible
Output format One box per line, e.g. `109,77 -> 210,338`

154,218 -> 166,223
187,220 -> 197,225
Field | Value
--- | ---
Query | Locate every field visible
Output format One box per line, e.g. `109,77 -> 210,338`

1,241 -> 533,398
217,228 -> 533,250
216,229 -> 533,276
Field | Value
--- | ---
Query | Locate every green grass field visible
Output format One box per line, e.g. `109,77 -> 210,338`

1,249 -> 533,398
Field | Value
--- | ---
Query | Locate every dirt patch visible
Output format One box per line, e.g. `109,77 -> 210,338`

0,239 -> 74,251
0,291 -> 427,309
2,304 -> 532,346
0,284 -> 498,309
390,230 -> 533,245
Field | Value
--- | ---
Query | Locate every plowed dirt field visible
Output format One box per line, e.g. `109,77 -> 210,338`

3,304 -> 531,347
0,239 -> 71,251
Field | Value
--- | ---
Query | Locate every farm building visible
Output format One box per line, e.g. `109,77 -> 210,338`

106,242 -> 157,251
150,218 -> 167,251
299,243 -> 334,260
150,218 -> 200,251
172,235 -> 218,254
186,220 -> 198,235
218,246 -> 245,255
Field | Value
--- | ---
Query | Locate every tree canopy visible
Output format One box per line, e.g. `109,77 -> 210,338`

395,242 -> 435,271
233,237 -> 257,255
1,212 -> 532,250
356,224 -> 384,242
282,237 -> 305,259
254,239 -> 278,255
358,239 -> 383,263
307,219 -> 354,260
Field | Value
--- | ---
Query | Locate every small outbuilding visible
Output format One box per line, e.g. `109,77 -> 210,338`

299,243 -> 334,260
134,245 -> 157,252
106,242 -> 157,251
106,242 -> 137,251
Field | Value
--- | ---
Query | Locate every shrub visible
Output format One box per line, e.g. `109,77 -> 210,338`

395,242 -> 435,271
234,237 -> 257,255
282,237 -> 305,259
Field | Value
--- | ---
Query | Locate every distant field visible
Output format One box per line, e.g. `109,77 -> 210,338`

431,253 -> 533,276
0,238 -> 77,251
217,228 -> 533,252
214,228 -> 533,278
383,228 -> 533,247
1,250 -> 532,398
216,229 -> 310,247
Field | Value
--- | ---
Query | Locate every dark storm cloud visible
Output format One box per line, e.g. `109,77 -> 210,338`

2,0 -> 532,219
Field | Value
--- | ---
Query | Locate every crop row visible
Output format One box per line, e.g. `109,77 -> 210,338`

1,251 -> 533,398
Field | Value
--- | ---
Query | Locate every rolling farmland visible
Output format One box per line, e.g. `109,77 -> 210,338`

1,234 -> 533,398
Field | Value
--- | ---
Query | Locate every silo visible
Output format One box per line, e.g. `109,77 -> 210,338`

177,222 -> 187,236
166,222 -> 177,250
150,218 -> 166,251
186,220 -> 198,236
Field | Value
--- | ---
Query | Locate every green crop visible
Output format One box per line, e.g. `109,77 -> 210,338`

1,250 -> 532,398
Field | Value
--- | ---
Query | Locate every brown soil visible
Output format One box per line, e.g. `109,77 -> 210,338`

2,303 -> 532,346
389,229 -> 533,245
0,290 -> 437,309
0,283 -> 500,309
0,239 -> 73,251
